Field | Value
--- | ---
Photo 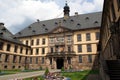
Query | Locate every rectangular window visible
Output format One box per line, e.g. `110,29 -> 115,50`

87,44 -> 92,52
95,32 -> 100,40
14,45 -> 18,53
79,55 -> 82,63
88,55 -> 92,63
42,48 -> 45,54
50,58 -> 52,65
68,57 -> 71,64
5,55 -> 9,62
67,36 -> 72,41
68,46 -> 71,52
56,37 -> 64,42
42,38 -> 45,45
36,57 -> 38,64
31,40 -> 34,45
42,57 -> 44,64
26,40 -> 28,45
36,39 -> 39,45
51,47 -> 54,53
78,45 -> 82,52
20,47 -> 23,53
26,49 -> 28,55
6,44 -> 11,51
77,34 -> 81,41
13,55 -> 16,63
36,48 -> 39,55
86,33 -> 91,41
19,56 -> 21,63
30,57 -> 32,64
49,37 -> 54,43
31,49 -> 33,55
0,42 -> 4,50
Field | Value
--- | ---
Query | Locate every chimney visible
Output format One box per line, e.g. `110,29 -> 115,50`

75,12 -> 78,16
0,23 -> 4,26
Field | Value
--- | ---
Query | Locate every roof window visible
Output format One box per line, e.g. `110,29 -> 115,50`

94,21 -> 98,24
55,22 -> 58,25
42,24 -> 46,26
0,32 -> 3,35
85,17 -> 89,20
2,28 -> 6,31
70,19 -> 74,22
18,32 -> 21,35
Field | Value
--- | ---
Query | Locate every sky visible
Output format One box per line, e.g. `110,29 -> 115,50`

0,0 -> 104,34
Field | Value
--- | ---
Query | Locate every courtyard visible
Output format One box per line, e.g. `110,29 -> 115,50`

0,69 -> 100,80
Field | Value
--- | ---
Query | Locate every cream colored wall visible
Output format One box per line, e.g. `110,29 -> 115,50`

0,40 -> 30,56
19,29 -> 99,56
73,29 -> 99,55
20,35 -> 49,56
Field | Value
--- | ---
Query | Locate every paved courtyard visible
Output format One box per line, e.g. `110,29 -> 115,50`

0,70 -> 60,80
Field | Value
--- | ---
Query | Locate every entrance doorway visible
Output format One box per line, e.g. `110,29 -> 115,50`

56,58 -> 64,69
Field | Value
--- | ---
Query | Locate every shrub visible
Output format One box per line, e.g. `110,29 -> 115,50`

44,67 -> 49,76
39,66 -> 42,70
61,67 -> 64,72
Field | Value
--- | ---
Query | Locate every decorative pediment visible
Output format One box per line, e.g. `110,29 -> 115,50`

51,26 -> 71,33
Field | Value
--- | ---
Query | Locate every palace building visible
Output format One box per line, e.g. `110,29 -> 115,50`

0,3 -> 102,70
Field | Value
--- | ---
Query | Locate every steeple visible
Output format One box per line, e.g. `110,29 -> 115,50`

63,1 -> 70,19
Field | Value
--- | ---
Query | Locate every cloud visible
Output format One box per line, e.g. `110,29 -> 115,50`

0,0 -> 103,34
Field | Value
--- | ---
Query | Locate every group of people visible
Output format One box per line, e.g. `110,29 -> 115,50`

45,72 -> 64,80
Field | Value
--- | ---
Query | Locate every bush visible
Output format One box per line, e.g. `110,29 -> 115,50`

44,67 -> 49,76
39,66 -> 42,70
61,67 -> 64,72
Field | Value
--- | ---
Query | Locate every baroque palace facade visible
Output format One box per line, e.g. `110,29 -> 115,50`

0,3 -> 101,70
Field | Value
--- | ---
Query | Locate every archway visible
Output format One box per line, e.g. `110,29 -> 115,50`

56,58 -> 64,69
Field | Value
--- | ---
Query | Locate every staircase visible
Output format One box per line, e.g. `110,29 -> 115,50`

106,60 -> 120,80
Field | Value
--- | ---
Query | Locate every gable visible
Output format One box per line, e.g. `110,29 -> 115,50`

51,26 -> 72,33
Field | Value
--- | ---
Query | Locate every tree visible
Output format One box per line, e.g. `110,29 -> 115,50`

44,67 -> 49,76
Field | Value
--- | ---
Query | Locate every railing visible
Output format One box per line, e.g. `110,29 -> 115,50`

47,51 -> 76,56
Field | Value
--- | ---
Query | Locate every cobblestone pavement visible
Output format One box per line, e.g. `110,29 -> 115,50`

0,70 -> 60,80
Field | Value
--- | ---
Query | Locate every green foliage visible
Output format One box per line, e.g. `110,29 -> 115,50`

24,76 -> 44,80
61,67 -> 64,72
44,67 -> 49,75
69,66 -> 72,70
39,66 -> 42,70
62,70 -> 99,80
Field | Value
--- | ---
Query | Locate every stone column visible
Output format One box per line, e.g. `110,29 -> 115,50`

64,57 -> 67,69
53,57 -> 56,69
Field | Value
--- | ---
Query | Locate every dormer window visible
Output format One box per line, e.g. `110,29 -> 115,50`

28,26 -> 31,29
45,28 -> 48,32
85,17 -> 89,20
63,19 -> 66,22
77,23 -> 81,27
13,37 -> 17,39
70,19 -> 74,22
2,28 -> 6,31
42,24 -> 45,26
0,32 -> 3,35
37,19 -> 40,22
32,30 -> 36,33
18,32 -> 21,35
55,22 -> 58,25
94,21 -> 98,24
